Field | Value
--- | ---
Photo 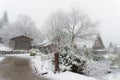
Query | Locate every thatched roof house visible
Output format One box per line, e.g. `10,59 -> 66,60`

76,34 -> 107,54
92,35 -> 106,54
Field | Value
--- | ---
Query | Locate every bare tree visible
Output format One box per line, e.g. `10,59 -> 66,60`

44,7 -> 98,49
0,11 -> 9,28
44,10 -> 69,51
65,7 -> 98,47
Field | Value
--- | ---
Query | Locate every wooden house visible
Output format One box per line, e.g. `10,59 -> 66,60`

10,35 -> 33,50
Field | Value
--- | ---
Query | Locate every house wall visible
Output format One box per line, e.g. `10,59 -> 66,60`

9,40 -> 15,49
14,40 -> 31,50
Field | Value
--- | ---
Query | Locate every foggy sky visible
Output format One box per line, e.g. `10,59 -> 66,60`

0,0 -> 120,46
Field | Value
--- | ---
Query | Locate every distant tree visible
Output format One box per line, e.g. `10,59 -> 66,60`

109,42 -> 113,48
44,10 -> 70,51
0,20 -> 3,28
0,11 -> 9,28
3,11 -> 9,24
0,15 -> 43,45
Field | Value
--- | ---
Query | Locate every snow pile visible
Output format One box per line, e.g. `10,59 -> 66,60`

45,71 -> 97,80
31,55 -> 54,74
0,44 -> 11,51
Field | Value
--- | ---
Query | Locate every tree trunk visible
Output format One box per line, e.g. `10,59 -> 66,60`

71,36 -> 75,47
54,52 -> 59,73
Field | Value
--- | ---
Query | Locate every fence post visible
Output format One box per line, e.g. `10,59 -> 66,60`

54,52 -> 60,73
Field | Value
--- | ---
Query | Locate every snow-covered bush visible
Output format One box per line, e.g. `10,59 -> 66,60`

92,54 -> 105,61
59,46 -> 87,74
29,49 -> 40,56
78,48 -> 105,61
112,53 -> 120,67
82,49 -> 93,60
84,60 -> 111,77
30,53 -> 36,56
80,48 -> 105,62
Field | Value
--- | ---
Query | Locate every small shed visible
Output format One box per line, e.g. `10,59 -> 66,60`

32,39 -> 56,53
10,35 -> 33,50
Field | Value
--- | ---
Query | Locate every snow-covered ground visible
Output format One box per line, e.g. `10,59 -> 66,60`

45,71 -> 97,80
98,72 -> 120,80
25,54 -> 120,80
31,55 -> 97,80
0,54 -> 98,80
1,53 -> 120,80
0,44 -> 11,51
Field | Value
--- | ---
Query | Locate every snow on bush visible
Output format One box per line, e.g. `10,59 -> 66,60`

112,53 -> 120,67
28,49 -> 46,56
92,54 -> 105,61
84,60 -> 111,77
58,46 -> 87,74
81,48 -> 105,61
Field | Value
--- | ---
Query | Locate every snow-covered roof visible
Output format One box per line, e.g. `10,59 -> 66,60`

11,35 -> 33,41
95,49 -> 107,51
76,35 -> 96,48
32,39 -> 52,47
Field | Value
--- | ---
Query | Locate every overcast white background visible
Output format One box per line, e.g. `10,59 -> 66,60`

0,0 -> 120,46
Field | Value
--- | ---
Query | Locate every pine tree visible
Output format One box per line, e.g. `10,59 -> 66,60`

0,11 -> 9,28
59,46 -> 87,74
2,11 -> 9,25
